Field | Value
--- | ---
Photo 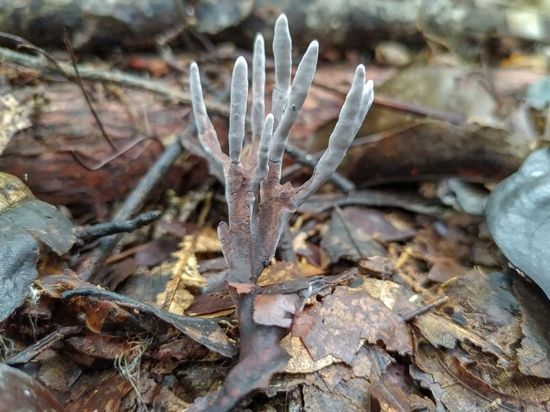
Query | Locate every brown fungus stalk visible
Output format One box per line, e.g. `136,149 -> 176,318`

189,14 -> 373,411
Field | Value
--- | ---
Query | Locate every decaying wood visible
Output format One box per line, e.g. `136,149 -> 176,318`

1,0 -> 548,50
0,84 -> 182,209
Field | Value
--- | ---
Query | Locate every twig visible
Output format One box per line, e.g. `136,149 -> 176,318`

79,128 -> 191,282
400,295 -> 448,322
63,32 -> 118,151
75,210 -> 161,246
67,135 -> 154,171
0,46 -> 230,117
373,95 -> 465,125
5,326 -> 81,365
313,80 -> 466,125
61,287 -> 236,357
283,142 -> 355,193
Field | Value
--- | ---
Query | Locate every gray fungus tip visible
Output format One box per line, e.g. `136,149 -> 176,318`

235,56 -> 248,68
276,14 -> 289,26
190,62 -> 200,80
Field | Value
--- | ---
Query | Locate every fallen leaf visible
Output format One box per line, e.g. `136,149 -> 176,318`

158,229 -> 213,315
0,173 -> 75,321
61,287 -> 236,358
293,286 -> 412,364
257,261 -> 318,286
514,277 -> 550,378
281,334 -> 338,374
65,370 -> 132,412
0,93 -> 32,155
414,341 -> 550,410
414,313 -> 511,364
485,147 -> 550,299
0,363 -> 63,412
37,354 -> 82,392
321,208 -> 387,262
427,258 -> 467,283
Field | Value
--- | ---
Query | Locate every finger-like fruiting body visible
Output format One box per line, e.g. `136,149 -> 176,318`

293,66 -> 374,205
272,14 -> 292,126
189,63 -> 225,165
269,40 -> 319,180
190,15 -> 373,283
252,114 -> 274,190
188,14 -> 375,412
252,35 -> 266,143
229,57 -> 248,164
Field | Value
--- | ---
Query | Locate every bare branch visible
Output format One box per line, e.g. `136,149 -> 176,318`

228,57 -> 248,164
272,14 -> 292,126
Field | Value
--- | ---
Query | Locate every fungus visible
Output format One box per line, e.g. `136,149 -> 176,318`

189,14 -> 373,411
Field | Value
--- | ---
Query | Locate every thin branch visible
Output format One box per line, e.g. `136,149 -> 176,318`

5,326 -> 82,365
79,128 -> 191,282
400,296 -> 449,322
75,210 -> 161,246
63,31 -> 118,151
66,135 -> 153,171
282,140 -> 355,193
0,46 -> 230,117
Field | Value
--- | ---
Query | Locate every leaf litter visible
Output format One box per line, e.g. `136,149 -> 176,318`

1,9 -> 550,412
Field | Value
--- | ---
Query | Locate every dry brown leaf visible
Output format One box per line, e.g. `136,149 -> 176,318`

292,286 -> 412,364
281,334 -> 338,374
0,93 -> 32,156
185,227 -> 221,253
257,261 -> 318,287
515,278 -> 550,378
414,342 -> 550,411
358,277 -> 417,314
414,313 -> 511,364
158,230 -> 214,314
